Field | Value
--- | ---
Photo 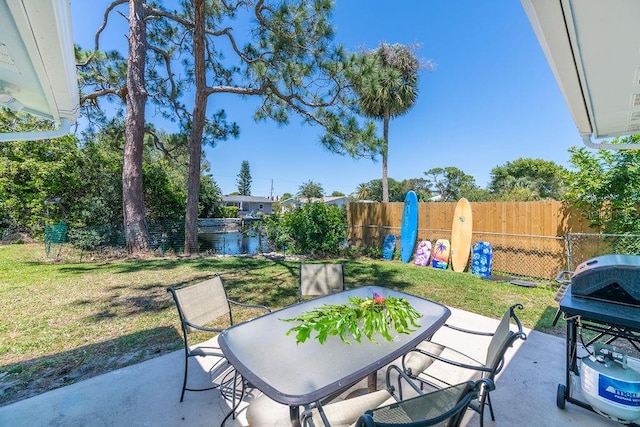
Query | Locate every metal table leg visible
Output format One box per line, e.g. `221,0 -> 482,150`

289,406 -> 302,427
221,371 -> 245,427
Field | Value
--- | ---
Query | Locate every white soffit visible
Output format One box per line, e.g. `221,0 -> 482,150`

0,0 -> 79,141
521,0 -> 640,149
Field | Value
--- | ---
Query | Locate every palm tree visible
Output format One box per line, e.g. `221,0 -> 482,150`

356,183 -> 370,200
352,43 -> 427,202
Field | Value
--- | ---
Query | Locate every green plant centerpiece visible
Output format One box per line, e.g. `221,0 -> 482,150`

282,293 -> 422,344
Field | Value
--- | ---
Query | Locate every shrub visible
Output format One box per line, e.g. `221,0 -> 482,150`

277,203 -> 347,255
213,206 -> 239,218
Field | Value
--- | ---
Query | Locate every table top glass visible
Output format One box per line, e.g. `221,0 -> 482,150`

219,285 -> 450,405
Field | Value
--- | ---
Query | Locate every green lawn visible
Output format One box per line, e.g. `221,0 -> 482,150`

0,243 -> 564,406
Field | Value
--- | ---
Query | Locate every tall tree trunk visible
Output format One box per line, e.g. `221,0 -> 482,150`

184,0 -> 207,255
382,109 -> 390,203
122,0 -> 150,254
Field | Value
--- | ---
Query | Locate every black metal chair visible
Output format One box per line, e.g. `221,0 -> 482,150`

300,364 -> 493,427
401,304 -> 526,427
298,263 -> 345,302
167,274 -> 271,402
355,379 -> 493,427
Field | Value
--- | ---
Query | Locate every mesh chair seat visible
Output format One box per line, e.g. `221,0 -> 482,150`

360,381 -> 479,427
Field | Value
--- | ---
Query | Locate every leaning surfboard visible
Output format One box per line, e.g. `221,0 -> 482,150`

450,198 -> 473,272
400,191 -> 419,263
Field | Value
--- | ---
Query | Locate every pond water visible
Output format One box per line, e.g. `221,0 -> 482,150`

198,232 -> 270,255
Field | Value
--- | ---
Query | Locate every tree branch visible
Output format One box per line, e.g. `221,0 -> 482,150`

80,87 -> 122,104
77,0 -> 128,67
145,128 -> 179,160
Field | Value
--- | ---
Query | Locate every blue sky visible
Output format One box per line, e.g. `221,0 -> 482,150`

70,1 -> 583,198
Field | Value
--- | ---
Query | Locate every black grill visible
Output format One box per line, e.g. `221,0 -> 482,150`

571,254 -> 640,307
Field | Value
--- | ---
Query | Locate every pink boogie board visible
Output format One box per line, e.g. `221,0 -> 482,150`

414,240 -> 431,267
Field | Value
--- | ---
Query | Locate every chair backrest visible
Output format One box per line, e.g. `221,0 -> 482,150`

484,304 -> 527,377
168,274 -> 231,333
298,263 -> 345,302
356,379 -> 492,427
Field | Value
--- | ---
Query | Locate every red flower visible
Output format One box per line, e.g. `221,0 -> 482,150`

373,293 -> 385,304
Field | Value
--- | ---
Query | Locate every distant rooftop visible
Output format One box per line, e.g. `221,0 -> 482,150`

222,195 -> 275,203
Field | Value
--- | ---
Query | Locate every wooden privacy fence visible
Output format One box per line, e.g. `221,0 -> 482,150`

347,201 -> 595,280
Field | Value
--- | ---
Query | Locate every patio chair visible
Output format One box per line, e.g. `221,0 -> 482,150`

167,274 -> 271,402
298,263 -> 345,302
299,365 -> 493,427
400,304 -> 526,427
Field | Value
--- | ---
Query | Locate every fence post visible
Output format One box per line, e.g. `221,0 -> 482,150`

564,232 -> 573,271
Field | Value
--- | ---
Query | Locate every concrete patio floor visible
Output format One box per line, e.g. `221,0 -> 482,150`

0,307 -> 622,427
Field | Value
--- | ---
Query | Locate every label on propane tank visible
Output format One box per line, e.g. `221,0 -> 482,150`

598,374 -> 640,406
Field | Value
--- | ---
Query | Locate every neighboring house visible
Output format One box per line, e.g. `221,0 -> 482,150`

221,195 -> 274,217
280,196 -> 349,213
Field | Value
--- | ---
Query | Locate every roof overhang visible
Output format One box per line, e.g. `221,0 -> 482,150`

521,0 -> 640,149
0,0 -> 79,142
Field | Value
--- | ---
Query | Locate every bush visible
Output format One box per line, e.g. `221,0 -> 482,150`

270,203 -> 347,255
262,214 -> 292,252
213,206 -> 239,218
68,225 -> 120,251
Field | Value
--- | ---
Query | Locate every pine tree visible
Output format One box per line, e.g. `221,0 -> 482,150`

237,160 -> 252,196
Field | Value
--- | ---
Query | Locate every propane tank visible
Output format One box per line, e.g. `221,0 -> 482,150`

580,343 -> 640,424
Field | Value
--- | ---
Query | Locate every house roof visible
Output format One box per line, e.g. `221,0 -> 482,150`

222,195 -> 274,203
280,196 -> 348,205
521,0 -> 640,149
0,0 -> 79,142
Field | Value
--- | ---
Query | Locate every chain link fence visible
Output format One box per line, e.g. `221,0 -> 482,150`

348,225 -> 565,280
349,226 -> 640,280
565,232 -> 640,270
34,219 -> 640,280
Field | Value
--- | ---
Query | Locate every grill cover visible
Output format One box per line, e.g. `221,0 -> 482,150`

571,254 -> 640,307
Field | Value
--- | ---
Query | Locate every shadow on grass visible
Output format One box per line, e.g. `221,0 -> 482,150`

0,326 -> 183,408
345,260 -> 415,291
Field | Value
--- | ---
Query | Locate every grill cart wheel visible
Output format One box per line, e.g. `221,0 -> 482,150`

557,384 -> 566,409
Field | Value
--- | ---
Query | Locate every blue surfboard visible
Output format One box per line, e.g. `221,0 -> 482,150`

381,234 -> 396,260
400,191 -> 419,263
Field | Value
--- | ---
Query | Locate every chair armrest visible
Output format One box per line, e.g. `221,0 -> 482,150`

303,389 -> 393,427
183,321 -> 224,333
385,364 -> 424,400
442,322 -> 494,337
227,298 -> 271,312
404,345 -> 492,377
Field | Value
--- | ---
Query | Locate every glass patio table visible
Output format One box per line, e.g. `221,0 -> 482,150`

218,285 -> 451,426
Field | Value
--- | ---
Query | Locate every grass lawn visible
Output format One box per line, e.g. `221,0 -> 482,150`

0,243 -> 565,406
